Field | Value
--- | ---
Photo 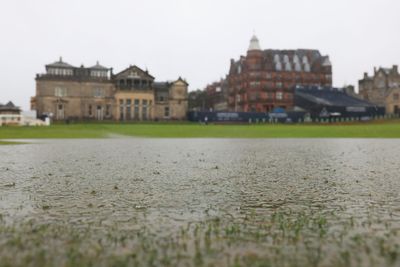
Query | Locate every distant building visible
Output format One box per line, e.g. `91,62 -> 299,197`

0,101 -> 21,126
358,65 -> 400,114
188,90 -> 207,112
227,35 -> 332,112
32,58 -> 188,121
204,78 -> 229,111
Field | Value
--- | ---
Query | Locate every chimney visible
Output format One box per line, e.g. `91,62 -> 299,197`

374,67 -> 377,74
364,72 -> 368,79
393,65 -> 398,74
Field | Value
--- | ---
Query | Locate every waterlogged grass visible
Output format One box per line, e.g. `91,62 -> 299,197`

1,120 -> 400,139
0,209 -> 399,267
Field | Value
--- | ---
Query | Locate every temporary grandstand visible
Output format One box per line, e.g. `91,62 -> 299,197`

294,86 -> 385,119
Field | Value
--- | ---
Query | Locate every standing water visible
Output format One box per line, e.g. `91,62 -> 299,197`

1,139 -> 400,266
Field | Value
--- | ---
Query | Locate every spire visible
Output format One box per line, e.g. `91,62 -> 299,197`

248,35 -> 261,51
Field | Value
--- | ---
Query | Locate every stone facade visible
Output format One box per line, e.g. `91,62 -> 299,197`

153,79 -> 188,120
385,88 -> 400,114
32,58 -> 189,121
227,36 -> 332,112
358,65 -> 400,113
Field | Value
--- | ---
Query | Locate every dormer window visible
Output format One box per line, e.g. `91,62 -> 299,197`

283,55 -> 289,63
275,62 -> 282,71
91,70 -> 107,77
295,62 -> 302,72
304,63 -> 311,72
284,62 -> 292,71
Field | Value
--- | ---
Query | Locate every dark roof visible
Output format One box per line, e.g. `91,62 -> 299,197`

380,68 -> 392,75
263,49 -> 321,60
231,49 -> 328,73
89,61 -> 109,70
153,82 -> 170,90
5,101 -> 16,107
295,87 -> 375,107
46,57 -> 76,69
0,101 -> 20,111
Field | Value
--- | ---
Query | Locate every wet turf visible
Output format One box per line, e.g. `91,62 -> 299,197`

1,120 -> 400,139
1,139 -> 400,266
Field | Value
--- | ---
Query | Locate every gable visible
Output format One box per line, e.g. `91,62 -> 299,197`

114,65 -> 155,80
172,77 -> 189,86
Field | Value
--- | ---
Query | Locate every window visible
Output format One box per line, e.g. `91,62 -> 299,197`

276,92 -> 283,100
142,106 -> 148,120
134,99 -> 140,119
164,107 -> 170,117
249,93 -> 257,101
126,106 -> 131,120
276,82 -> 283,88
394,93 -> 399,100
106,105 -> 111,117
88,105 -> 92,116
304,63 -> 311,72
275,62 -> 282,71
236,94 -> 241,103
55,87 -> 67,97
94,88 -> 104,98
134,105 -> 139,120
250,81 -> 260,88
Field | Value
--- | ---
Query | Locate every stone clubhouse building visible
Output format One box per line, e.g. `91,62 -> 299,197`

31,58 -> 188,121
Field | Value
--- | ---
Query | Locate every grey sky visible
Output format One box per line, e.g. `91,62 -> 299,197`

1,0 -> 399,110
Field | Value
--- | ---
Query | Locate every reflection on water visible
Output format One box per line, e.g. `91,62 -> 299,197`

1,138 -> 400,265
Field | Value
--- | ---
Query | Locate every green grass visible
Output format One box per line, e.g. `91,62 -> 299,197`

1,120 -> 400,139
0,140 -> 25,145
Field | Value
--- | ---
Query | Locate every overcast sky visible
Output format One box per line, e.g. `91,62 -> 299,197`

1,0 -> 399,110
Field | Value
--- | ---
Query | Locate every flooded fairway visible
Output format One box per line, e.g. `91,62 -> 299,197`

1,138 -> 400,267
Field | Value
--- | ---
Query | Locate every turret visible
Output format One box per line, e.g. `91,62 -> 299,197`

246,35 -> 263,67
